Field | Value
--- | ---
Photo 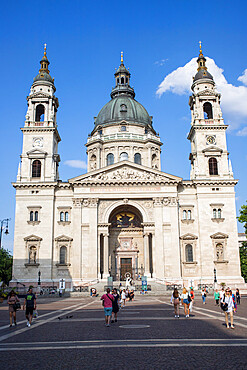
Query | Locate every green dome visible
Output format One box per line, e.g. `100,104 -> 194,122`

95,95 -> 152,126
33,71 -> 54,84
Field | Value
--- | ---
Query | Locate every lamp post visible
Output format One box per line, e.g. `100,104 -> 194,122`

214,268 -> 217,289
0,218 -> 10,249
38,270 -> 41,286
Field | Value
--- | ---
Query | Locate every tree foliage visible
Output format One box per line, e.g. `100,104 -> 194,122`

238,203 -> 247,282
0,248 -> 13,285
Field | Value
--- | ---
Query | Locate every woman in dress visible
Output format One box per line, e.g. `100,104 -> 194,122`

181,287 -> 190,318
7,290 -> 20,327
111,288 -> 120,323
170,288 -> 180,318
221,288 -> 234,329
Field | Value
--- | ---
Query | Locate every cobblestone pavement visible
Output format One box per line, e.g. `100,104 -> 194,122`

0,294 -> 246,369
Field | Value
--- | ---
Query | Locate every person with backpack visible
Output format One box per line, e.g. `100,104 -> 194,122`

23,286 -> 36,327
101,288 -> 114,327
181,287 -> 191,318
221,288 -> 234,329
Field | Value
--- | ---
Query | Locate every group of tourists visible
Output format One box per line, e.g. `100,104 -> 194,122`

100,287 -> 135,327
170,286 -> 241,329
7,287 -> 36,328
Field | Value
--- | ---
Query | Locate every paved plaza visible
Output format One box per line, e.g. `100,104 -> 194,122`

0,294 -> 246,369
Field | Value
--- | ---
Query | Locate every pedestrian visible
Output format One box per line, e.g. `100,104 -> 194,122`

121,289 -> 126,307
236,288 -> 241,305
214,289 -> 220,306
7,290 -> 20,327
170,288 -> 180,318
59,288 -> 63,297
181,287 -> 190,317
221,288 -> 234,329
201,288 -> 206,304
101,288 -> 114,327
111,288 -> 120,323
23,287 -> 36,327
220,287 -> 225,300
189,287 -> 195,312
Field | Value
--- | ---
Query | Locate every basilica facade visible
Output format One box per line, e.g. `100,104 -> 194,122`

12,46 -> 244,290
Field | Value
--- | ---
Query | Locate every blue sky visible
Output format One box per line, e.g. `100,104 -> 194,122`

1,0 -> 247,251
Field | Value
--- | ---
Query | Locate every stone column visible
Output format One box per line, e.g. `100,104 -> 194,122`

97,233 -> 101,279
143,232 -> 151,277
103,233 -> 109,278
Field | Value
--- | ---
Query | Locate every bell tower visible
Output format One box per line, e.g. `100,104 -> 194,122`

188,43 -> 233,180
17,44 -> 61,183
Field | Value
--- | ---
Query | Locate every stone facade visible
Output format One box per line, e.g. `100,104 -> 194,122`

11,47 -> 244,290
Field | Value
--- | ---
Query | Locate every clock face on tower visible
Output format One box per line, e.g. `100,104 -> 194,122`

33,137 -> 43,148
206,136 -> 216,145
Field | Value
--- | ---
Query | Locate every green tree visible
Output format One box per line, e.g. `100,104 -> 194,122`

238,203 -> 247,282
239,243 -> 247,282
0,248 -> 13,285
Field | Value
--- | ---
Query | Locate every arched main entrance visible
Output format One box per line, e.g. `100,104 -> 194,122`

108,205 -> 145,281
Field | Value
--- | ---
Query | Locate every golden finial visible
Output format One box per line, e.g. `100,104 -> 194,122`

121,51 -> 124,64
199,41 -> 203,56
44,43 -> 47,56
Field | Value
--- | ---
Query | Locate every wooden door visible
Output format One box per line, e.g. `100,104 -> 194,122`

120,258 -> 132,280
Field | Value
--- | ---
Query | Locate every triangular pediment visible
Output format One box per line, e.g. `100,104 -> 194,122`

180,233 -> 198,240
24,234 -> 42,241
69,161 -> 182,185
55,235 -> 73,242
210,232 -> 228,239
27,148 -> 47,155
202,146 -> 223,154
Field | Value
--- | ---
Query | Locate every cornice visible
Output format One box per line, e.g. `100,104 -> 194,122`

192,179 -> 238,186
21,126 -> 61,142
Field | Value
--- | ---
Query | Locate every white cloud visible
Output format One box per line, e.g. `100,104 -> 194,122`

238,69 -> 247,85
64,160 -> 87,169
154,58 -> 168,66
236,127 -> 247,136
156,57 -> 247,129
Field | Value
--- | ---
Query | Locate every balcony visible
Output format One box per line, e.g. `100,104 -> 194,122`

87,132 -> 161,144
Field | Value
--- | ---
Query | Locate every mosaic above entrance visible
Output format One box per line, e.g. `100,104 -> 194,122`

111,212 -> 142,228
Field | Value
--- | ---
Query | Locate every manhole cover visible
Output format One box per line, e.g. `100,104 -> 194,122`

119,324 -> 150,329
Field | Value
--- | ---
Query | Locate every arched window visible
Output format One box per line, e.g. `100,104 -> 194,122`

32,160 -> 41,178
35,104 -> 45,122
30,211 -> 34,221
121,77 -> 124,84
34,211 -> 38,222
218,209 -> 222,219
185,244 -> 193,262
29,246 -> 37,264
90,154 -> 97,171
121,125 -> 126,131
60,212 -> 64,222
107,153 -> 114,166
60,246 -> 67,264
187,210 -> 191,220
152,154 -> 158,169
209,157 -> 218,175
203,102 -> 213,119
117,78 -> 119,84
65,212 -> 69,222
183,210 -> 187,220
134,153 -> 142,165
120,152 -> 128,161
213,209 -> 217,218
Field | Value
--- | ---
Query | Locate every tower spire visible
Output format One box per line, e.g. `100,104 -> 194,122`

197,41 -> 207,72
121,51 -> 124,65
38,43 -> 50,74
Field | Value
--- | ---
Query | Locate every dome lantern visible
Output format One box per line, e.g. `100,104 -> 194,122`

33,44 -> 54,85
